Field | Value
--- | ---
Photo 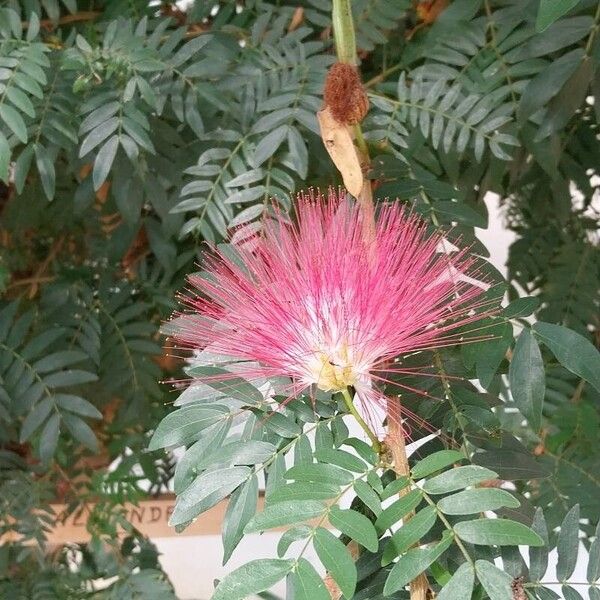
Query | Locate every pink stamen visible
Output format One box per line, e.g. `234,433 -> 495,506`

169,189 -> 496,436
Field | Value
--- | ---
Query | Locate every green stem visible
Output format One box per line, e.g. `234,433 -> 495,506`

331,0 -> 380,455
353,124 -> 369,157
420,489 -> 474,566
332,0 -> 358,64
332,0 -> 370,177
585,0 -> 600,56
341,388 -> 381,453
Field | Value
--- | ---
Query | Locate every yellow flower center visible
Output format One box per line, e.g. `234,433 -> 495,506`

311,347 -> 356,392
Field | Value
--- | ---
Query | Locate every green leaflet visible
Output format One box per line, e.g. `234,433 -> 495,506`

454,518 -> 544,547
170,467 -> 250,526
285,463 -> 354,486
475,560 -> 513,600
533,322 -> 600,392
557,505 -> 580,580
222,475 -> 259,564
384,534 -> 454,595
437,488 -> 520,515
313,527 -> 357,599
212,559 -> 295,600
244,500 -> 326,533
291,558 -> 330,600
185,365 -> 264,404
148,404 -> 230,450
381,506 -> 437,565
509,329 -> 545,430
437,562 -> 475,600
422,466 -> 498,495
375,488 -> 422,532
329,506 -> 379,552
412,450 -> 466,479
536,0 -> 582,31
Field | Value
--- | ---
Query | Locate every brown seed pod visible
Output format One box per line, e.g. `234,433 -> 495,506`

323,62 -> 369,125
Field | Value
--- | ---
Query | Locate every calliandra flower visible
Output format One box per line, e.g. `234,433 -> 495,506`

174,189 -> 491,434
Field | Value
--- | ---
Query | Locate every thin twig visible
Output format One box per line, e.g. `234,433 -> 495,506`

386,400 -> 430,600
23,236 -> 64,299
23,11 -> 101,30
7,276 -> 55,290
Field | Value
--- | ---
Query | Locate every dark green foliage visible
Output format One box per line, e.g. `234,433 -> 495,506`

1,0 -> 600,597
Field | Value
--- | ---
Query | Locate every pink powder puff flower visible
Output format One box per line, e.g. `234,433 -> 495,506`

173,189 -> 492,439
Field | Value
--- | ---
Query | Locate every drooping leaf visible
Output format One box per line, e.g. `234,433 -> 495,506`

533,322 -> 600,392
222,474 -> 259,564
43,369 -> 97,387
277,525 -> 312,558
353,480 -> 382,516
557,504 -> 580,580
529,508 -> 550,582
173,419 -> 231,494
562,586 -> 585,600
185,366 -> 264,404
197,440 -> 276,470
268,482 -> 341,503
432,201 -> 486,228
253,125 -> 288,167
62,413 -> 98,451
34,143 -> 55,200
314,448 -> 367,473
170,466 -> 250,526
502,297 -> 540,320
519,49 -> 583,123
263,411 -> 302,438
313,527 -> 357,599
381,476 -> 410,500
0,132 -> 9,182
587,520 -> 600,583
93,135 -> 119,190
39,413 -> 60,464
54,395 -> 102,419
475,560 -> 513,600
475,322 -> 513,388
79,118 -> 119,157
20,398 -> 53,442
291,558 -> 330,600
437,562 -> 475,600
535,57 -> 593,140
509,329 -> 545,430
0,104 -> 27,143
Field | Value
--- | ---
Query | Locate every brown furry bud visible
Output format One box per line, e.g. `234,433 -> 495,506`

323,62 -> 369,125
511,576 -> 526,600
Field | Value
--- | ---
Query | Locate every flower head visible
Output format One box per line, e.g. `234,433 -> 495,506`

175,189 -> 490,424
